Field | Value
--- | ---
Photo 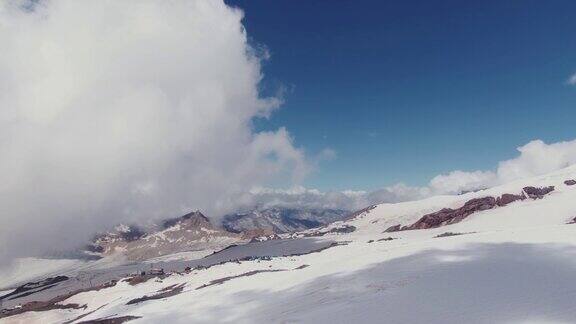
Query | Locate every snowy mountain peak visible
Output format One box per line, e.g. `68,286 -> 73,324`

161,211 -> 211,229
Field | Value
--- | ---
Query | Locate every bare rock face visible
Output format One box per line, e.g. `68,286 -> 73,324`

328,225 -> 356,234
405,197 -> 497,230
241,228 -> 276,240
243,227 -> 282,242
161,211 -> 211,229
90,211 -> 243,261
386,185 -> 556,232
496,193 -> 526,206
384,224 -> 402,232
523,186 -> 555,199
346,205 -> 377,221
0,276 -> 69,301
564,179 -> 576,186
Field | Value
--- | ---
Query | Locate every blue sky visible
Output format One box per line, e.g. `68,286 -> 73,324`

227,0 -> 576,191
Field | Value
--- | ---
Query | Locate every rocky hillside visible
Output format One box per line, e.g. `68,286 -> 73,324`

85,207 -> 351,261
87,211 -> 244,261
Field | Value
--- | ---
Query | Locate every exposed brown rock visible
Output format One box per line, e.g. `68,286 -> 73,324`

302,225 -> 356,237
161,211 -> 210,229
196,269 -> 286,290
523,186 -> 555,199
496,193 -> 526,206
434,232 -> 466,238
241,228 -> 276,240
0,276 -> 69,301
328,225 -> 356,234
405,197 -> 496,230
346,205 -> 377,220
1,281 -> 116,319
92,210 -> 242,261
124,274 -> 165,286
384,224 -> 402,232
78,316 -> 141,324
126,284 -> 185,305
386,184 -> 555,232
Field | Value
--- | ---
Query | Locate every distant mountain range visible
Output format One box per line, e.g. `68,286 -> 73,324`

84,207 -> 351,261
85,211 -> 242,261
222,207 -> 349,234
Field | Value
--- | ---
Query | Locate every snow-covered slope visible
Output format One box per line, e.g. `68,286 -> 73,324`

3,165 -> 576,323
0,258 -> 86,291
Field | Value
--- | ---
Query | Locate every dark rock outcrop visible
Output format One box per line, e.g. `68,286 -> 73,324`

78,316 -> 141,324
241,228 -> 275,240
496,193 -> 526,206
328,225 -> 356,234
1,280 -> 116,319
384,185 -> 556,232
434,232 -> 466,238
405,197 -> 496,230
84,243 -> 105,254
346,205 -> 377,221
196,269 -> 287,290
523,186 -> 555,199
384,224 -> 402,232
0,276 -> 69,301
564,180 -> 576,186
126,284 -> 184,305
119,226 -> 146,242
303,225 -> 357,237
162,211 -> 210,229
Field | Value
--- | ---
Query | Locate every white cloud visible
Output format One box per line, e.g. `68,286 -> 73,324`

567,73 -> 576,85
429,170 -> 497,195
0,0 -> 309,261
242,183 -> 429,212
247,139 -> 576,212
427,139 -> 576,194
366,183 -> 431,203
240,185 -> 369,211
496,139 -> 576,182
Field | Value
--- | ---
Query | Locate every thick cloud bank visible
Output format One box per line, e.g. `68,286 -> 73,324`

252,139 -> 576,211
241,185 -> 430,212
0,0 -> 307,260
429,139 -> 576,194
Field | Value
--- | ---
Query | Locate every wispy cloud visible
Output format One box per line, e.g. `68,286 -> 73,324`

567,73 -> 576,85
